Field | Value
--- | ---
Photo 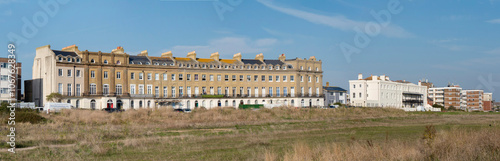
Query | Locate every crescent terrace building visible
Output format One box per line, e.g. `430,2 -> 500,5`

30,45 -> 324,110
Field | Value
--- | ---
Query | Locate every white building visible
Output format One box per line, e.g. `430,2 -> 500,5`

349,74 -> 428,110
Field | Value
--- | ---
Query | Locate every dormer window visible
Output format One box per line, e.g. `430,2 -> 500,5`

261,66 -> 265,70
316,67 -> 319,71
283,65 -> 287,70
194,64 -> 198,68
146,62 -> 150,65
130,62 -> 134,64
202,64 -> 206,68
179,63 -> 182,67
155,63 -> 159,65
116,60 -> 121,65
91,59 -> 95,63
67,58 -> 72,62
76,58 -> 80,63
247,65 -> 251,69
138,62 -> 142,65
103,60 -> 108,64
163,63 -> 167,66
187,64 -> 191,68
58,57 -> 62,61
254,65 -> 258,69
308,67 -> 311,71
275,66 -> 279,70
268,66 -> 272,70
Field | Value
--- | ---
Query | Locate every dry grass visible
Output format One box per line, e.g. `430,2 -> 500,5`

271,127 -> 500,161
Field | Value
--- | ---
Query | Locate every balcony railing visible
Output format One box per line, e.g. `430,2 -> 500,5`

61,92 -> 324,98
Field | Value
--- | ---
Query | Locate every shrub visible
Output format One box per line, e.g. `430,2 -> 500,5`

13,111 -> 46,124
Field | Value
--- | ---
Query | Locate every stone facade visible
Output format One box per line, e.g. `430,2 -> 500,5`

31,45 -> 324,110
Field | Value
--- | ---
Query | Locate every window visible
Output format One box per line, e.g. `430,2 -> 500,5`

116,60 -> 121,65
58,57 -> 62,61
290,75 -> 295,82
163,86 -> 168,97
147,73 -> 152,80
58,83 -> 63,94
232,75 -> 236,81
225,75 -> 229,81
155,86 -> 159,97
147,85 -> 152,94
187,74 -> 191,81
194,74 -> 199,81
217,87 -> 222,95
139,73 -> 144,80
247,75 -> 251,81
353,84 -> 356,88
67,69 -> 72,77
255,87 -> 259,97
76,70 -> 81,77
130,84 -> 136,95
262,87 -> 266,96
90,84 -> 96,94
359,93 -> 362,98
262,75 -> 265,81
283,76 -> 287,82
284,87 -> 288,96
291,87 -> 295,97
103,84 -> 109,95
308,67 -> 311,71
76,84 -> 81,96
301,76 -> 303,82
116,72 -> 121,79
90,59 -> 95,63
269,76 -> 273,82
116,85 -> 122,95
217,75 -> 221,81
171,74 -> 176,81
139,85 -> 144,94
179,86 -> 183,97
130,100 -> 134,109
209,75 -> 214,81
155,73 -> 159,80
67,84 -> 72,96
239,75 -> 243,81
103,60 -> 108,64
254,75 -> 258,81
277,87 -> 280,97
276,76 -> 280,82
131,73 -> 135,79
58,69 -> 63,76
163,73 -> 167,80
316,77 -> 319,83
210,87 -> 214,95
308,76 -> 311,82
0,75 -> 6,81
171,86 -> 176,97
269,87 -> 273,97
103,71 -> 108,79
179,74 -> 183,81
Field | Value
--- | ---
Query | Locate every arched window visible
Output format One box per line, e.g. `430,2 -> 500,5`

217,100 -> 221,107
187,100 -> 191,109
76,100 -> 80,108
301,99 -> 304,107
130,100 -> 134,109
255,100 -> 258,104
103,60 -> 108,64
90,99 -> 96,110
67,99 -> 71,104
139,101 -> 143,108
91,59 -> 95,63
147,100 -> 151,108
225,100 -> 228,106
58,57 -> 62,61
291,100 -> 295,106
116,60 -> 121,65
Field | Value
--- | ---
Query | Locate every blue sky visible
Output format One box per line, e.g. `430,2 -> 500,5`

1,0 -> 500,100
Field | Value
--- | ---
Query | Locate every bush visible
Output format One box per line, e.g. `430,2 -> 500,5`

6,111 -> 46,124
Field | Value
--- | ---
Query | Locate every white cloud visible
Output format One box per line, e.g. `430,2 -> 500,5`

257,0 -> 413,38
486,19 -> 500,24
169,37 -> 278,57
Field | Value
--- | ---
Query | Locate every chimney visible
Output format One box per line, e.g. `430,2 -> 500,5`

138,50 -> 148,56
309,56 -> 316,61
372,75 -> 378,81
358,73 -> 363,80
279,54 -> 286,61
111,46 -> 124,54
326,82 -> 330,87
161,51 -> 172,57
62,45 -> 79,52
418,81 -> 422,86
255,53 -> 264,61
233,53 -> 242,61
380,75 -> 386,81
187,51 -> 196,60
210,52 -> 219,60
386,76 -> 390,81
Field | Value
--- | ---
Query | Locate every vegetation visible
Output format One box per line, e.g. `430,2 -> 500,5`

0,107 -> 499,160
201,94 -> 225,98
46,92 -> 63,102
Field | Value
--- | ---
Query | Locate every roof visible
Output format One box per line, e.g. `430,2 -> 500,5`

52,50 -> 78,57
263,59 -> 285,65
150,57 -> 174,65
219,59 -> 237,64
197,58 -> 215,63
174,57 -> 193,62
129,56 -> 150,64
323,86 -> 347,92
241,59 -> 264,65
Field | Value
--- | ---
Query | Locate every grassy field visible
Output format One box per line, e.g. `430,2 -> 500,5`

1,107 -> 499,160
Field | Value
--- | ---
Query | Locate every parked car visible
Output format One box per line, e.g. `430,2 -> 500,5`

174,108 -> 192,113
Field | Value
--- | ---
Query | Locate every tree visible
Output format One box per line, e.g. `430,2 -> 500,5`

46,93 -> 63,102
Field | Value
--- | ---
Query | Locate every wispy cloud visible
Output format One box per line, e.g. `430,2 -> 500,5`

168,37 -> 279,56
486,18 -> 500,24
485,48 -> 500,55
256,0 -> 413,38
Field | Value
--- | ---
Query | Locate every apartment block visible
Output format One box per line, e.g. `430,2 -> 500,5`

428,85 -> 462,109
349,74 -> 428,110
482,93 -> 493,111
0,58 -> 22,102
461,90 -> 483,111
30,45 -> 324,110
